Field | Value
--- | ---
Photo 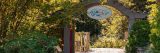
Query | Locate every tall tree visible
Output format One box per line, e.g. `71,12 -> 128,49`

0,0 -> 79,45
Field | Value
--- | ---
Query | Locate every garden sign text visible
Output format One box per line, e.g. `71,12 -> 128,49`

87,5 -> 112,20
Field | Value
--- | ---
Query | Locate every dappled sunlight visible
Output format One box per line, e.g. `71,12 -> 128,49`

0,0 -> 160,53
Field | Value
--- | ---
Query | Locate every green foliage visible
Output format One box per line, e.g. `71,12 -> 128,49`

146,0 -> 160,52
126,20 -> 150,53
73,1 -> 102,35
0,0 -> 87,52
118,0 -> 134,8
91,6 -> 128,48
119,0 -> 149,12
0,31 -> 58,53
0,0 -> 81,45
99,5 -> 128,39
147,1 -> 160,52
92,37 -> 126,48
75,14 -> 102,35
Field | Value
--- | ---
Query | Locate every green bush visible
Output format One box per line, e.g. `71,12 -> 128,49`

149,8 -> 160,53
126,20 -> 150,53
147,2 -> 160,52
0,31 -> 59,53
92,36 -> 127,48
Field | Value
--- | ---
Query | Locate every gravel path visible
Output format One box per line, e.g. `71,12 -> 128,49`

76,48 -> 125,53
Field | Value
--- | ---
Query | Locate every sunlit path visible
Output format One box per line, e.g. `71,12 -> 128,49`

76,48 -> 125,53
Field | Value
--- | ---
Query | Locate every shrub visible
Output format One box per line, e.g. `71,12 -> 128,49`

148,9 -> 160,53
126,20 -> 150,53
0,31 -> 59,53
147,3 -> 160,52
92,36 -> 127,48
91,5 -> 128,48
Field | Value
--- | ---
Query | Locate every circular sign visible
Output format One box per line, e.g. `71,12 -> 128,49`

87,5 -> 112,20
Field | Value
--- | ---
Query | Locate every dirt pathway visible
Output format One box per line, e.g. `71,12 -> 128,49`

76,48 -> 125,53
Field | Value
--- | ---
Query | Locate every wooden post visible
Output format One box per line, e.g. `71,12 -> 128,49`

63,25 -> 74,53
64,26 -> 71,53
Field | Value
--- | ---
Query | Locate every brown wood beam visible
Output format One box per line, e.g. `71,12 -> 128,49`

106,0 -> 148,31
86,0 -> 149,32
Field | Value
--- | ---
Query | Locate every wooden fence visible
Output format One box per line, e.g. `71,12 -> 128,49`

75,32 -> 90,52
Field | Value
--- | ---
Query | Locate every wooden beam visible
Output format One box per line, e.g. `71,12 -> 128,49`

107,0 -> 148,19
106,0 -> 148,31
86,0 -> 149,31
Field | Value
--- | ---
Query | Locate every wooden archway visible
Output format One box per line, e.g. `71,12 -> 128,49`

86,0 -> 148,32
64,0 -> 156,53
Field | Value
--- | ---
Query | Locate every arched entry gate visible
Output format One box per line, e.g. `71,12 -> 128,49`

63,0 -> 148,53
